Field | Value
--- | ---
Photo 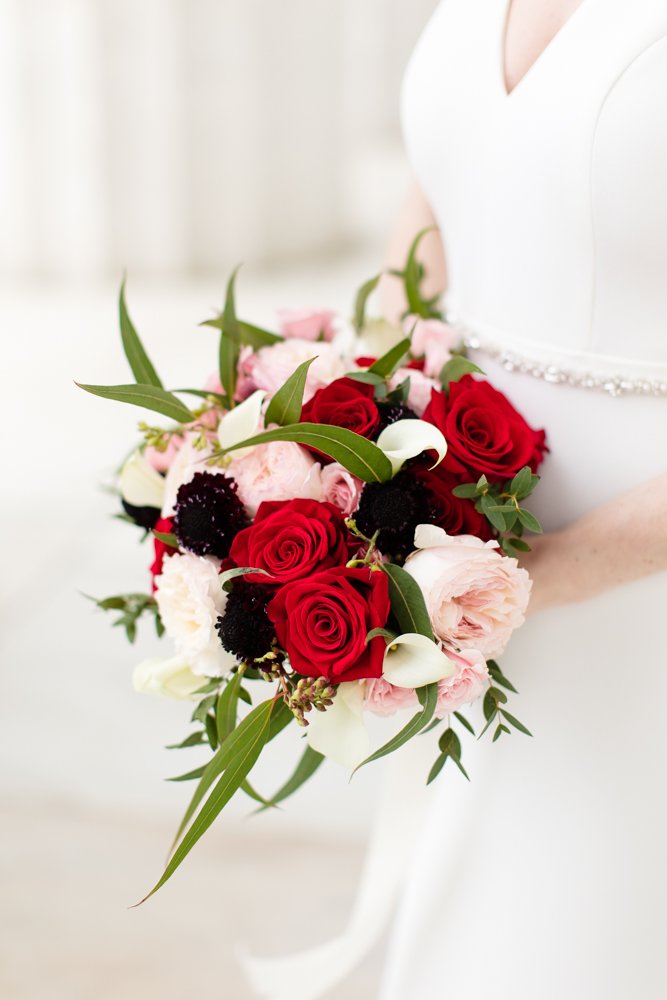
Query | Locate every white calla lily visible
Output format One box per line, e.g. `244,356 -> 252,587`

376,419 -> 447,475
119,450 -> 166,508
306,681 -> 370,769
217,390 -> 266,458
382,632 -> 456,688
133,654 -> 203,700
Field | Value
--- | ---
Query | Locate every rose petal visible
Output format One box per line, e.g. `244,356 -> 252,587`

217,390 -> 266,458
382,633 -> 455,688
306,681 -> 370,769
376,419 -> 447,475
119,450 -> 166,508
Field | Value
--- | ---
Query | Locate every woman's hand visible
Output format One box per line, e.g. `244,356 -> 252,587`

518,471 -> 667,615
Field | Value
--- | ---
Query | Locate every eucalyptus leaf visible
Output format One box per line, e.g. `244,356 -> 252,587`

368,337 -> 412,378
75,382 -> 195,424
509,466 -> 533,500
500,710 -> 533,737
381,563 -> 434,639
153,531 -> 178,547
439,355 -> 485,389
217,422 -> 392,483
427,753 -> 447,785
264,357 -> 316,426
201,316 -> 282,348
453,711 -> 475,736
256,745 -> 325,812
354,273 -> 381,332
404,227 -> 438,317
216,671 -> 244,743
451,483 -> 479,499
517,508 -> 543,534
119,279 -> 163,388
218,266 -> 242,406
352,682 -> 438,775
166,765 -> 206,783
140,698 -> 279,902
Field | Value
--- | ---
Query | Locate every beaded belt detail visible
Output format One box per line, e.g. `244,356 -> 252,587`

453,332 -> 667,398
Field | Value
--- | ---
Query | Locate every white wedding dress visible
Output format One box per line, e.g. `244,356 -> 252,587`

380,1 -> 667,998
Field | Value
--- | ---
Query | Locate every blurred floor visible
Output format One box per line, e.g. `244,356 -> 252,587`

0,800 -> 383,1000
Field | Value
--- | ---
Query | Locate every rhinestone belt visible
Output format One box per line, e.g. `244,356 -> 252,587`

453,331 -> 667,398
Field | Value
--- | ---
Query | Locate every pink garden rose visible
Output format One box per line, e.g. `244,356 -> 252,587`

249,338 -> 348,403
409,317 -> 459,378
364,677 -> 418,717
227,441 -> 323,517
389,367 -> 441,416
434,648 -> 490,717
277,308 -> 337,342
320,462 -> 364,517
404,525 -> 531,659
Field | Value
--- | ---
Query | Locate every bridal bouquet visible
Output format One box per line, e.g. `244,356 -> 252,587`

78,235 -> 547,899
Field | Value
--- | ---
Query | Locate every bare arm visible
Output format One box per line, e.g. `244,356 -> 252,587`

522,472 -> 667,614
379,175 -> 447,324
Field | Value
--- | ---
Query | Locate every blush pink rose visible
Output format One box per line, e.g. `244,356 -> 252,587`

404,525 -> 532,659
434,648 -> 490,717
145,435 -> 183,473
389,367 -> 441,416
227,441 -> 323,517
277,308 -> 337,342
364,677 -> 419,717
320,462 -> 364,516
409,317 -> 460,378
249,338 -> 348,403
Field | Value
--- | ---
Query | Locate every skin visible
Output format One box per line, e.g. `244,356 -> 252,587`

380,0 -> 667,615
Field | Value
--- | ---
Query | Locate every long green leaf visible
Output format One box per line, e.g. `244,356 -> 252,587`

439,355 -> 484,389
217,422 -> 392,483
119,280 -> 163,387
353,273 -> 381,332
219,266 -> 242,406
139,699 -> 279,902
368,337 -> 412,378
75,382 -> 195,423
264,357 -> 316,427
169,699 -> 291,855
404,227 -> 438,317
201,317 -> 282,349
381,563 -> 434,639
256,745 -> 325,812
352,682 -> 438,775
216,671 -> 243,743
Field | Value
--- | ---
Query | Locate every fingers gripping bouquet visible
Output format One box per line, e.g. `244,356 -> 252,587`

78,234 -> 547,899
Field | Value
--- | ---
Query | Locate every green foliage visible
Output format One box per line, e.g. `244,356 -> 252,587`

200,316 -> 282,349
353,682 -> 439,775
86,592 -> 163,643
353,273 -> 382,332
451,466 -> 543,552
439,355 -> 485,390
427,726 -> 469,784
119,279 -> 163,388
153,530 -> 178,547
368,337 -> 412,378
75,382 -> 195,423
215,422 -> 393,483
402,227 -> 443,318
381,563 -> 434,639
264,357 -> 316,426
218,266 -> 242,407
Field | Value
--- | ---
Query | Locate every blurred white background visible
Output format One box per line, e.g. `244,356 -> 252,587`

1,1 -> 437,997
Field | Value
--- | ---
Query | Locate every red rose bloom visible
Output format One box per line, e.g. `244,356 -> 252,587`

412,465 -> 494,540
228,499 -> 351,585
150,516 -> 178,590
300,377 -> 380,439
267,566 -> 390,682
423,376 -> 547,482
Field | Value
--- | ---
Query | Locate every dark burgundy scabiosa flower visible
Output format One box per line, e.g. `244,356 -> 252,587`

375,401 -> 419,436
173,471 -> 248,559
122,499 -> 161,531
216,581 -> 276,663
353,470 -> 439,561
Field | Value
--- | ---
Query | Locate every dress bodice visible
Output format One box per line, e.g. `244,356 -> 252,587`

401,0 -> 667,385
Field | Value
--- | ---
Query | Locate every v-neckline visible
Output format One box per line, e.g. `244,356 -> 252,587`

500,0 -> 589,98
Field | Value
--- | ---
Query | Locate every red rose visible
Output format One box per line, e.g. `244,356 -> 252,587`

228,499 -> 351,585
150,516 -> 178,590
412,465 -> 494,540
300,377 -> 380,439
267,566 -> 390,682
423,376 -> 547,482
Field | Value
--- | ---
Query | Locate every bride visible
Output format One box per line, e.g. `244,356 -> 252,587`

377,0 -> 667,997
